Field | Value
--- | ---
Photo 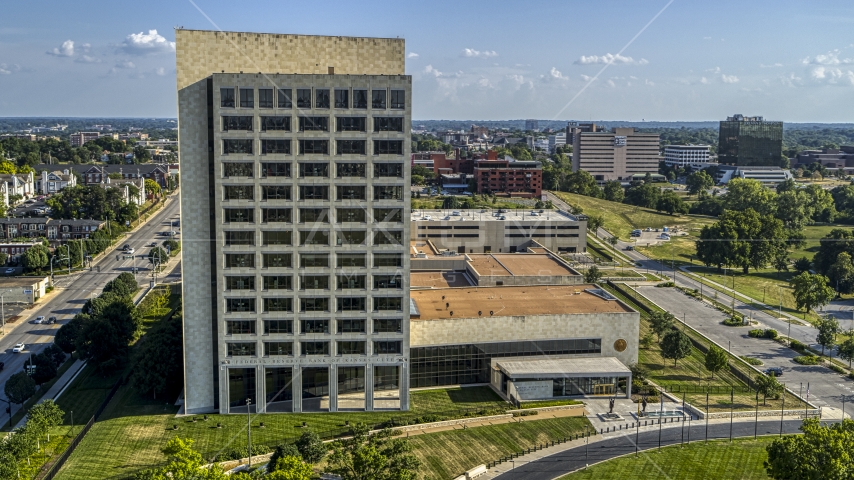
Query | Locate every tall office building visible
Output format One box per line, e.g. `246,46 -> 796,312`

176,30 -> 411,414
572,127 -> 660,183
718,114 -> 783,166
524,119 -> 539,131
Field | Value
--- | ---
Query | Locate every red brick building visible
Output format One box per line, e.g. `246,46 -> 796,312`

411,149 -> 474,176
474,156 -> 543,198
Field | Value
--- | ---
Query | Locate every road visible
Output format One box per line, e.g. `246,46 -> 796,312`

0,193 -> 182,421
546,192 -> 854,414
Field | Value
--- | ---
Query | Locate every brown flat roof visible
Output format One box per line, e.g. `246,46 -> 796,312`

467,255 -> 512,276
411,271 -> 472,289
411,284 -> 634,320
488,254 -> 576,277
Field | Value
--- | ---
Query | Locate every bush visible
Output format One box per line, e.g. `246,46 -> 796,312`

512,410 -> 539,417
789,339 -> 807,353
829,364 -> 847,374
722,316 -> 744,326
793,355 -> 820,365
748,329 -> 765,338
656,281 -> 675,287
764,329 -> 778,339
741,356 -> 763,366
212,443 -> 273,462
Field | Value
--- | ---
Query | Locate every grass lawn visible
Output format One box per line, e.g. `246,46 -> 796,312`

560,438 -> 774,480
411,196 -> 533,211
1,357 -> 76,432
13,426 -> 73,479
410,417 -> 591,480
57,387 -> 513,479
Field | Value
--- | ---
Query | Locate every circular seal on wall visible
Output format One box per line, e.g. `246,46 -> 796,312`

614,339 -> 627,352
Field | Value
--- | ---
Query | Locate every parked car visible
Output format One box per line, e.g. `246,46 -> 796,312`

625,245 -> 635,251
122,244 -> 131,250
125,247 -> 135,254
47,316 -> 57,324
4,268 -> 14,275
764,367 -> 783,377
12,343 -> 25,353
147,242 -> 157,247
32,316 -> 45,324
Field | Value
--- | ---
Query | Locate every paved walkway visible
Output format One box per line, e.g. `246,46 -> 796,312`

12,359 -> 86,429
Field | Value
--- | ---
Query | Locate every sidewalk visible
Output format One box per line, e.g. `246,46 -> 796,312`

12,358 -> 86,429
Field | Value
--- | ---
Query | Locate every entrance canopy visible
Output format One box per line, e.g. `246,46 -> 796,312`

496,356 -> 630,379
492,356 -> 632,400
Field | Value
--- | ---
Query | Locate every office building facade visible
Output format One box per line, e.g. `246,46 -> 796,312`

572,127 -> 660,183
525,119 -> 539,131
718,114 -> 783,166
177,29 -> 411,414
663,144 -> 715,169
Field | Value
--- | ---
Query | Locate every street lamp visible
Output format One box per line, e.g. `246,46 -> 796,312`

246,398 -> 252,469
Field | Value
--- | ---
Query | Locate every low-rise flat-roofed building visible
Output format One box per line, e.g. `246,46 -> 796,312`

716,165 -> 793,187
663,145 -> 716,170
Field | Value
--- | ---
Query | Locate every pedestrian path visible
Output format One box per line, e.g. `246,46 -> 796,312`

12,358 -> 86,429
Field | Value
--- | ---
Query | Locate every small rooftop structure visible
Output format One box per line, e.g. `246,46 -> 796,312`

411,271 -> 473,289
495,356 -> 631,379
412,208 -> 579,223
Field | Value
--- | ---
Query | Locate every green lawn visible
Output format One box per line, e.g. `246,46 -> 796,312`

560,438 -> 774,480
410,417 -> 591,480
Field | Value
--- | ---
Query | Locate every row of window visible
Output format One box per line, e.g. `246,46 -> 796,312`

220,207 -> 402,224
221,186 -> 404,205
224,229 -> 403,246
223,162 -> 403,178
225,274 -> 401,291
226,340 -> 403,357
226,318 -> 402,335
221,87 -> 405,110
223,116 -> 403,133
223,139 -> 404,156
225,252 -> 403,269
224,297 -> 403,313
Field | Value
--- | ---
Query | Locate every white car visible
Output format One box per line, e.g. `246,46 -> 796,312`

32,316 -> 45,324
12,343 -> 25,353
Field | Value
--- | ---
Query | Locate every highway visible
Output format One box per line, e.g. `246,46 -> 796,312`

0,192 -> 182,420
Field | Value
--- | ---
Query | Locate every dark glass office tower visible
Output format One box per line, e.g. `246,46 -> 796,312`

718,114 -> 783,166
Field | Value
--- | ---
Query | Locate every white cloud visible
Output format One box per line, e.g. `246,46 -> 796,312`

574,53 -> 648,65
80,43 -> 91,53
115,60 -> 136,69
606,79 -> 616,87
0,63 -> 20,75
802,49 -> 854,65
706,66 -> 721,74
477,78 -> 492,88
75,55 -> 100,64
549,67 -> 564,79
629,75 -> 638,80
120,29 -> 175,55
721,74 -> 739,83
580,74 -> 592,81
461,48 -> 498,58
46,40 -> 74,57
155,67 -> 167,76
703,36 -> 712,40
700,77 -> 709,84
423,65 -> 461,78
645,79 -> 655,86
407,52 -> 419,58
760,63 -> 783,68
810,66 -> 854,85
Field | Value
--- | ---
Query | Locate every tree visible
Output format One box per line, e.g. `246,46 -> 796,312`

660,329 -> 692,365
20,244 -> 49,271
755,374 -> 783,405
564,170 -> 602,198
640,333 -> 655,350
793,256 -> 811,273
0,161 -> 17,174
775,190 -> 812,230
295,429 -> 327,464
722,178 -> 777,216
765,418 -> 854,480
828,252 -> 854,294
695,209 -> 786,273
133,145 -> 152,163
603,180 -> 625,202
4,371 -> 35,405
704,344 -> 728,380
326,423 -> 420,480
31,353 -> 57,385
624,182 -> 660,208
131,313 -> 183,399
649,312 -> 675,341
686,170 -> 714,195
145,178 -> 162,197
28,400 -> 64,442
268,443 -> 302,472
772,251 -> 790,277
149,246 -> 168,266
815,316 -> 840,357
135,437 -> 227,480
790,272 -> 835,314
804,184 -> 837,222
583,265 -> 602,284
266,456 -> 314,480
55,314 -> 87,353
655,190 -> 688,215
44,344 -> 67,367
410,174 -> 424,186
585,214 -> 603,233
838,337 -> 854,368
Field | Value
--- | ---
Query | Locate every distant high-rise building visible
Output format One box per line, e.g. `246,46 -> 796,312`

718,114 -> 783,166
524,119 -> 539,131
565,122 -> 601,144
572,128 -> 660,183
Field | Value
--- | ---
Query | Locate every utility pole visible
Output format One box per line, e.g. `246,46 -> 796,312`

246,398 -> 252,469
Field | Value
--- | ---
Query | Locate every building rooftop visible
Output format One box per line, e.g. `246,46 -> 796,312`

480,254 -> 577,277
496,356 -> 631,378
0,276 -> 48,288
410,284 -> 634,320
411,271 -> 472,289
466,255 -> 511,276
412,209 -> 578,222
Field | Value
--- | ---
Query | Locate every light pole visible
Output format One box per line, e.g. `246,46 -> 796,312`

246,398 -> 252,469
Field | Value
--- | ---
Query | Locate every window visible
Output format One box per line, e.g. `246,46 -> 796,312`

299,162 -> 329,177
263,253 -> 292,268
227,320 -> 255,335
262,185 -> 291,200
334,89 -> 349,108
374,117 -> 403,132
299,208 -> 329,223
373,254 -> 402,267
261,163 -> 291,177
223,208 -> 254,223
372,89 -> 386,109
374,230 -> 402,246
263,275 -> 292,290
259,88 -> 274,108
300,230 -> 329,246
299,116 -> 329,132
338,319 -> 366,333
296,89 -> 311,108
374,163 -> 403,178
261,116 -> 291,131
221,87 -> 235,107
301,297 -> 329,312
315,89 -> 330,109
301,319 -> 329,334
337,186 -> 366,200
353,89 -> 368,109
262,231 -> 292,246
337,297 -> 366,311
261,139 -> 290,155
265,342 -> 293,356
300,275 -> 329,290
264,297 -> 293,312
299,140 -> 329,154
374,186 -> 403,200
336,117 -> 366,132
226,298 -> 255,313
337,254 -> 366,268
301,341 -> 329,356
373,140 -> 403,155
262,208 -> 291,223
337,230 -> 366,245
239,88 -> 254,108
374,340 -> 402,355
300,254 -> 328,268
223,116 -> 253,131
374,275 -> 402,289
337,208 -> 366,223
337,275 -> 366,289
225,231 -> 254,246
390,90 -> 405,109
226,276 -> 255,290
223,139 -> 254,155
374,318 -> 401,333
227,342 -> 256,356
336,163 -> 366,177
264,319 -> 293,334
374,208 -> 402,223
223,163 -> 254,178
374,297 -> 402,311
338,341 -> 366,355
337,140 -> 366,155
223,185 -> 254,200
299,185 -> 328,200
225,253 -> 254,268
277,88 -> 292,108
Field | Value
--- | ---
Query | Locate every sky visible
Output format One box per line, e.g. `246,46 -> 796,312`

1,0 -> 853,122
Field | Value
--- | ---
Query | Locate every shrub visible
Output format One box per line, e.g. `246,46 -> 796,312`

764,329 -> 778,339
793,355 -> 820,365
656,281 -> 675,287
789,339 -> 807,353
829,364 -> 847,374
748,329 -> 765,338
212,443 -> 273,461
723,316 -> 744,327
740,356 -> 763,366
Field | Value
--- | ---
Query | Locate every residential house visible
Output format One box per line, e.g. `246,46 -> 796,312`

37,169 -> 77,195
32,164 -> 171,189
103,176 -> 146,205
0,172 -> 35,200
0,217 -> 105,242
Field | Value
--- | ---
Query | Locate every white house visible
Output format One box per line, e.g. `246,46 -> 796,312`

37,169 -> 77,194
0,172 -> 35,200
104,176 -> 146,206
